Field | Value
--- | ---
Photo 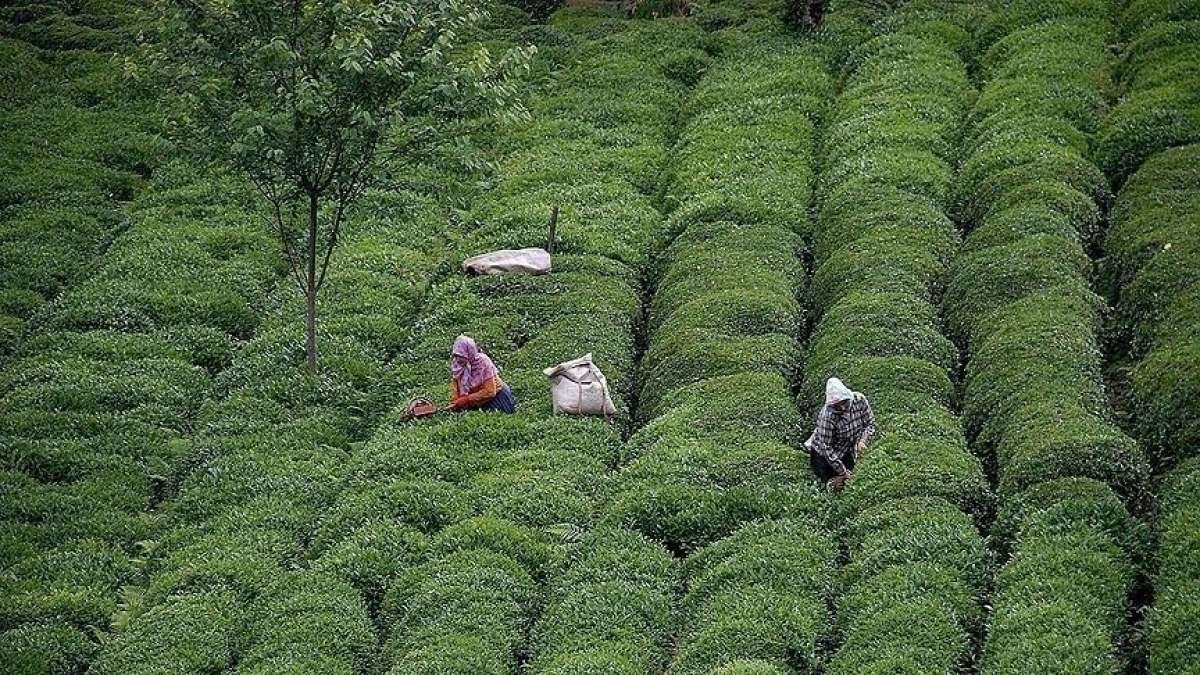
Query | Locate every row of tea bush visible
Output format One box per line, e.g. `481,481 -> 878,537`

287,13 -> 711,673
625,29 -> 835,672
1100,2 -> 1200,672
944,1 -> 1148,671
803,4 -> 991,672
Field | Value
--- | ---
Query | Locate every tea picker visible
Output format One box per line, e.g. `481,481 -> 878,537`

404,334 -> 516,418
804,377 -> 876,491
450,335 -> 517,412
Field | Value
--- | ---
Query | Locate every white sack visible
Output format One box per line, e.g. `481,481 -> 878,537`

543,353 -> 616,416
462,247 -> 551,276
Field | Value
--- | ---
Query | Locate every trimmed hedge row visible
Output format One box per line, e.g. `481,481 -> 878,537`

530,527 -> 677,673
611,24 -> 834,673
1096,10 -> 1200,186
0,151 -> 285,669
1100,7 -> 1200,671
1148,460 -> 1200,674
1105,145 -> 1200,471
942,6 -> 1147,673
0,17 -> 167,362
381,547 -> 537,673
802,8 -> 990,673
671,518 -> 835,674
610,30 -> 829,562
1106,145 -> 1200,673
1104,144 -> 1200,357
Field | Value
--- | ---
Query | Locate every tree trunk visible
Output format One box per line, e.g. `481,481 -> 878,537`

787,0 -> 825,29
305,191 -> 319,372
809,0 -> 825,28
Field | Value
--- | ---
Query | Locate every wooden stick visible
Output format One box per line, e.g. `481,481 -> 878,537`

546,204 -> 559,255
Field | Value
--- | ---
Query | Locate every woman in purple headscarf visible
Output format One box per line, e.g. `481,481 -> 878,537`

449,335 -> 516,413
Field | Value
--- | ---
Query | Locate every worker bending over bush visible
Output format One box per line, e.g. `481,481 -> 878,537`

806,377 -> 875,490
449,335 -> 516,413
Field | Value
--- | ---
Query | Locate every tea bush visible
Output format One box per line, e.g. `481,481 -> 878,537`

1149,460 -> 1200,674
381,549 -> 536,669
946,5 -> 1146,672
1104,146 -> 1200,467
0,621 -> 96,674
90,591 -> 244,674
137,528 -> 303,610
311,522 -> 429,616
605,438 -> 822,552
529,527 -> 677,673
1097,18 -> 1200,185
990,477 -> 1149,562
239,572 -> 376,673
982,483 -> 1145,669
627,372 -> 801,460
671,518 -> 835,674
983,522 -> 1134,674
803,12 -> 989,671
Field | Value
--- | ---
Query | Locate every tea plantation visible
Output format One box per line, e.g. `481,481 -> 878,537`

2,0 -> 1198,673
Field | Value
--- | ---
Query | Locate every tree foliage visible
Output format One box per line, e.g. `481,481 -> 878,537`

143,0 -> 533,369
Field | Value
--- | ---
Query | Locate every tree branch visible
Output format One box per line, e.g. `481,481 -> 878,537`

252,177 -> 308,293
314,200 -> 344,292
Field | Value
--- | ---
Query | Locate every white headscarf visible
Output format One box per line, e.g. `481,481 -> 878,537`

825,377 -> 854,406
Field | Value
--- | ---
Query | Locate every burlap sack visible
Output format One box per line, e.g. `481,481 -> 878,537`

543,353 -> 616,416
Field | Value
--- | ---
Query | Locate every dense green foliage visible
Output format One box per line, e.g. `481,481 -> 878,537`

799,4 -> 990,673
673,519 -> 835,674
0,4 -> 291,659
1098,3 -> 1200,672
1096,10 -> 1200,185
1105,145 -> 1200,468
944,2 -> 1146,672
1149,460 -> 1200,674
5,0 -> 1198,672
531,527 -> 677,672
0,3 -> 164,363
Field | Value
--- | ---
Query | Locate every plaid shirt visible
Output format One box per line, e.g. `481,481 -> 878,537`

808,394 -> 876,476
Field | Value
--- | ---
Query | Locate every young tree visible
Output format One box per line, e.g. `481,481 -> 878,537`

148,0 -> 532,370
